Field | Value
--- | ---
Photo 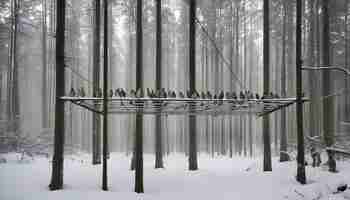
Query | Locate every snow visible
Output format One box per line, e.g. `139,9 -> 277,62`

1,153 -> 350,200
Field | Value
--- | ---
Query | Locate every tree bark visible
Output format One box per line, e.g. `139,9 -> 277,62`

135,0 -> 144,193
263,0 -> 272,172
280,1 -> 288,162
296,0 -> 306,184
92,0 -> 101,165
155,0 -> 164,169
49,0 -> 66,191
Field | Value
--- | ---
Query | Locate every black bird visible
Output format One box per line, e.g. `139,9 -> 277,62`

147,88 -> 153,98
206,91 -> 212,99
160,88 -> 167,98
80,87 -> 86,97
232,92 -> 237,100
213,94 -> 217,99
69,88 -> 76,97
171,91 -> 177,98
136,88 -> 144,98
186,90 -> 192,98
218,91 -> 225,105
269,92 -> 274,99
167,90 -> 173,98
179,91 -> 185,98
192,90 -> 200,99
218,91 -> 224,100
201,91 -> 206,99
120,88 -> 127,98
255,93 -> 260,100
337,184 -> 348,192
109,89 -> 114,98
239,91 -> 245,99
130,89 -> 136,98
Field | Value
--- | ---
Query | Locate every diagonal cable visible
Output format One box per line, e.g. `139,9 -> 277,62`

194,17 -> 247,91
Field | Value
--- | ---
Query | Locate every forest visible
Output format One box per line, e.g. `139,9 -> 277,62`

0,0 -> 350,199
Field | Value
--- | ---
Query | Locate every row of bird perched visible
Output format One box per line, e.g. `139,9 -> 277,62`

69,87 -> 280,100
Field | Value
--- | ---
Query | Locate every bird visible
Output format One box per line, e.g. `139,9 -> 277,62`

120,88 -> 126,98
130,89 -> 136,98
147,88 -> 153,98
186,90 -> 192,98
232,92 -> 237,100
109,89 -> 114,98
192,90 -> 200,99
80,87 -> 86,97
239,91 -> 245,100
69,88 -> 76,97
160,88 -> 167,98
337,184 -> 348,192
179,91 -> 185,98
201,91 -> 206,99
255,93 -> 260,100
218,91 -> 224,100
206,91 -> 212,99
171,91 -> 177,98
136,88 -> 144,98
167,90 -> 173,98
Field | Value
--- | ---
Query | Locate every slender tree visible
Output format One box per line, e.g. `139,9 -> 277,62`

188,0 -> 198,171
296,0 -> 306,184
321,0 -> 335,171
135,0 -> 144,193
155,0 -> 164,169
42,0 -> 49,129
49,0 -> 66,191
263,0 -> 272,171
102,0 -> 109,191
92,0 -> 101,165
280,1 -> 289,162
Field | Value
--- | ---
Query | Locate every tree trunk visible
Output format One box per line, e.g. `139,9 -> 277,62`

102,0 -> 109,191
42,0 -> 48,129
321,0 -> 336,172
135,0 -> 144,193
155,0 -> 164,169
280,1 -> 289,162
49,0 -> 66,191
263,0 -> 272,172
92,0 -> 101,165
188,0 -> 198,171
296,0 -> 306,184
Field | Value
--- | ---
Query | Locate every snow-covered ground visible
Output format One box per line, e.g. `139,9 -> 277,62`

1,153 -> 350,200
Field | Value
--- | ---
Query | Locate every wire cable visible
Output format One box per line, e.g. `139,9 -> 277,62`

194,17 -> 247,90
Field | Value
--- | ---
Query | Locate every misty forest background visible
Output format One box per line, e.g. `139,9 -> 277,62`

0,0 -> 349,166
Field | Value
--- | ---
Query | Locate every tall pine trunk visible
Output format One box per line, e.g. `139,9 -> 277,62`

49,0 -> 66,191
155,0 -> 164,169
263,0 -> 272,171
92,0 -> 101,165
188,0 -> 198,171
